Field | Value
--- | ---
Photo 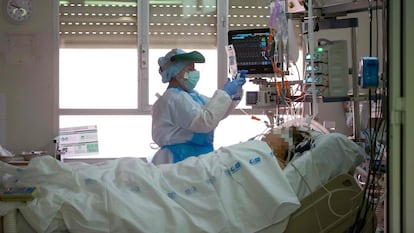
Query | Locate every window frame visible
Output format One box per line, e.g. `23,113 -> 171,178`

59,0 -> 231,115
57,0 -> 300,159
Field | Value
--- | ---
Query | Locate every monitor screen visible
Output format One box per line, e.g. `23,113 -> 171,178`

228,28 -> 274,74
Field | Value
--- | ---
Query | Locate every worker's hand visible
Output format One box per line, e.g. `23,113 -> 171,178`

222,77 -> 246,96
237,70 -> 248,80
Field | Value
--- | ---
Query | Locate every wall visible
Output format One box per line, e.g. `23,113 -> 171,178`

0,0 -> 58,154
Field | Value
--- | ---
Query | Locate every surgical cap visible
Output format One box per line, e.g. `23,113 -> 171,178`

158,49 -> 205,83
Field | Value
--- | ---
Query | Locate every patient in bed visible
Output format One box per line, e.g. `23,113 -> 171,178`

0,129 -> 365,233
260,126 -> 312,169
261,127 -> 366,199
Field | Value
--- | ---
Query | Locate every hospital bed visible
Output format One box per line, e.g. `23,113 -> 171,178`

0,133 -> 376,233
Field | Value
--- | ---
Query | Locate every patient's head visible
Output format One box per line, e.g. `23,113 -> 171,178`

261,129 -> 290,169
261,126 -> 309,169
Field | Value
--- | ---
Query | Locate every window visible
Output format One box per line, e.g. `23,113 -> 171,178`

60,48 -> 138,109
59,0 -> 293,160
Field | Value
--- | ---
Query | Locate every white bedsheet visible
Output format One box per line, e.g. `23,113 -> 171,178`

283,132 -> 366,200
255,133 -> 366,233
0,140 -> 301,233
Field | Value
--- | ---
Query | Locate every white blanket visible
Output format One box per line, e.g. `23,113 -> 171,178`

0,140 -> 300,233
283,132 -> 366,200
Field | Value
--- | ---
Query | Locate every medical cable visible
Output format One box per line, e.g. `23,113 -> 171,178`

351,135 -> 377,232
239,108 -> 251,117
247,127 -> 270,141
351,1 -> 385,226
295,150 -> 365,226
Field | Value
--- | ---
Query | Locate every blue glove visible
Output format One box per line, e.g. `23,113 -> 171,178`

222,77 -> 246,96
238,70 -> 249,80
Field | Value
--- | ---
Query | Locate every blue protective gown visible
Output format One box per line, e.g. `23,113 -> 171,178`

151,86 -> 238,164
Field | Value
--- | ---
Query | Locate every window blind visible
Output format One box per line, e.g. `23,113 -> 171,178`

59,1 -> 218,49
60,1 -> 279,49
59,1 -> 138,48
228,0 -> 271,30
149,2 -> 217,49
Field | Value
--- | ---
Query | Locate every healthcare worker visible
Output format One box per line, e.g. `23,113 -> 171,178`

151,48 -> 247,165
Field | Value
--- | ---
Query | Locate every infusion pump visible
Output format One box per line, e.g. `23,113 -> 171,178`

245,78 -> 292,108
246,87 -> 278,108
245,39 -> 350,108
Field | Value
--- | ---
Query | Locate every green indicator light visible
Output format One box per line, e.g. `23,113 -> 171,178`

317,47 -> 323,52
